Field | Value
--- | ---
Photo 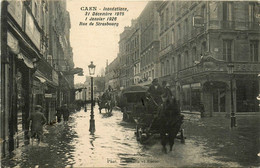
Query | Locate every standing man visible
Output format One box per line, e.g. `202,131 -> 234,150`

56,106 -> 62,123
62,104 -> 70,124
27,105 -> 46,144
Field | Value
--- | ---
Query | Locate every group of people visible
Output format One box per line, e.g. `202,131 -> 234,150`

27,104 -> 70,145
147,78 -> 183,153
56,104 -> 70,124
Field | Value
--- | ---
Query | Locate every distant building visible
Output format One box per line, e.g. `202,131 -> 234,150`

75,76 -> 105,101
105,57 -> 120,90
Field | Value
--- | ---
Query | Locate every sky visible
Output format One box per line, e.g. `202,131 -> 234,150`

66,0 -> 148,84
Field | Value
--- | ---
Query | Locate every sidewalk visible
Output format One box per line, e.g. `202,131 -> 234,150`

182,113 -> 260,167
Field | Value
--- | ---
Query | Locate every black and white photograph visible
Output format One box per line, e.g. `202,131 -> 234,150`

0,0 -> 260,167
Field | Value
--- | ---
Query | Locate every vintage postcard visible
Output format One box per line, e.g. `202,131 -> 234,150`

0,0 -> 260,167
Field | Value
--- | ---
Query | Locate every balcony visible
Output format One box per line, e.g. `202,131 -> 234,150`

178,59 -> 260,79
209,20 -> 260,31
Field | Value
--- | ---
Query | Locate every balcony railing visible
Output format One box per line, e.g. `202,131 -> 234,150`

209,20 -> 260,30
177,61 -> 260,79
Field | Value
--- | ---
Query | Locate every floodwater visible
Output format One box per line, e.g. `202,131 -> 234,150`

2,105 -> 258,167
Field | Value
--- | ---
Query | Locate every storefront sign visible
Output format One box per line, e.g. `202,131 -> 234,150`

191,83 -> 201,89
45,94 -> 52,98
25,11 -> 41,50
234,64 -> 260,72
8,0 -> 23,27
179,61 -> 260,79
52,70 -> 59,85
7,32 -> 19,54
45,93 -> 57,98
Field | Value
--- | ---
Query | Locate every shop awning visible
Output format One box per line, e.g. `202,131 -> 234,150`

35,71 -> 58,87
35,76 -> 46,83
17,53 -> 34,69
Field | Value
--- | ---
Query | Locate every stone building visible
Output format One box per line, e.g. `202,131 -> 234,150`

157,1 -> 260,116
116,1 -> 160,89
139,1 -> 160,86
1,0 -> 76,157
118,26 -> 131,89
105,57 -> 120,90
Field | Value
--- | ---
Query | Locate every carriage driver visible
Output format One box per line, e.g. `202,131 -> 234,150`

147,78 -> 163,106
158,90 -> 182,153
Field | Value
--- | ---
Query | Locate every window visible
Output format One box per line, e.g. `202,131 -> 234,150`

223,40 -> 232,62
165,8 -> 169,29
223,2 -> 232,21
171,2 -> 175,21
184,19 -> 188,36
161,62 -> 164,76
249,3 -> 255,23
171,57 -> 176,73
201,5 -> 206,23
166,60 -> 170,75
185,51 -> 189,67
250,41 -> 258,62
178,24 -> 181,40
172,29 -> 175,44
160,13 -> 164,32
201,41 -> 207,56
178,54 -> 181,70
192,47 -> 197,62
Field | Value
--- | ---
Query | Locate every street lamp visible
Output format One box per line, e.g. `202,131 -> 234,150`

227,63 -> 236,128
88,61 -> 96,133
257,74 -> 260,109
84,87 -> 87,112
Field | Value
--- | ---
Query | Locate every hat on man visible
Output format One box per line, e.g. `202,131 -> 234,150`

152,78 -> 158,84
35,105 -> 43,111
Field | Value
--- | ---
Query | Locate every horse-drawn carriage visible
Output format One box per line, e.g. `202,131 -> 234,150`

98,91 -> 116,113
119,85 -> 185,144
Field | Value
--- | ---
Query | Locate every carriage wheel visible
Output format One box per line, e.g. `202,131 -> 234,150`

136,126 -> 143,142
123,112 -> 127,121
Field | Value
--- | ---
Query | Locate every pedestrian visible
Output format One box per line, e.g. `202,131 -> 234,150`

27,105 -> 46,144
158,92 -> 183,153
56,106 -> 62,123
62,104 -> 70,124
147,78 -> 163,106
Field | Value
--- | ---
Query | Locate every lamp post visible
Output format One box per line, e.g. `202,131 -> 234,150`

227,63 -> 236,128
257,74 -> 260,110
88,61 -> 96,133
84,87 -> 87,112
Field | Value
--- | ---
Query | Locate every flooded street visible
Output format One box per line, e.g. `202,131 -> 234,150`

1,105 -> 259,167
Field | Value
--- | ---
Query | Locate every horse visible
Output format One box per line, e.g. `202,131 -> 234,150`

98,97 -> 115,113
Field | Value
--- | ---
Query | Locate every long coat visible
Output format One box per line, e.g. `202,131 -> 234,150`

62,106 -> 70,121
147,84 -> 163,105
28,112 -> 46,136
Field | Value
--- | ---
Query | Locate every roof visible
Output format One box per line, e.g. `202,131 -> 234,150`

122,85 -> 149,94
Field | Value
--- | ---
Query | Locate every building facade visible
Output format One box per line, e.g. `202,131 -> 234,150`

1,0 -> 75,157
157,1 -> 260,116
105,57 -> 120,90
139,1 -> 160,86
109,1 -> 260,117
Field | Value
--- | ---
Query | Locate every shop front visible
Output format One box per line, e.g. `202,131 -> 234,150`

177,56 -> 260,117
